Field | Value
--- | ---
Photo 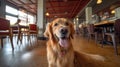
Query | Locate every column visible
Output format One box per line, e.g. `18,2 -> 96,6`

115,7 -> 120,19
85,7 -> 92,24
37,0 -> 46,35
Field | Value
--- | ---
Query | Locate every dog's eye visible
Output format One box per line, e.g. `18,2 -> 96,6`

65,22 -> 69,26
54,23 -> 58,26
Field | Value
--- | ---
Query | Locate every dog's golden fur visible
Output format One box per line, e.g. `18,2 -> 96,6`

44,18 -> 105,67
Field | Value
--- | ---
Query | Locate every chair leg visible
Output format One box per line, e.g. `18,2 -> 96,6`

20,33 -> 23,44
88,34 -> 90,41
28,34 -> 30,41
101,33 -> 105,48
17,33 -> 20,44
111,35 -> 118,55
28,34 -> 32,45
35,35 -> 38,45
17,33 -> 22,44
9,35 -> 14,50
88,34 -> 91,42
95,32 -> 98,45
1,38 -> 3,48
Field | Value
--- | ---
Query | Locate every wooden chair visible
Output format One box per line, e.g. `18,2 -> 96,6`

12,19 -> 22,44
11,25 -> 22,44
12,25 -> 29,44
87,24 -> 97,42
0,18 -> 14,49
87,24 -> 102,44
104,19 -> 120,55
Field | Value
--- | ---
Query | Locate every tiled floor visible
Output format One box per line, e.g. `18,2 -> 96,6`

0,35 -> 120,67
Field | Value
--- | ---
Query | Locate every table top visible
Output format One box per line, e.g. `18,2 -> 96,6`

94,20 -> 115,27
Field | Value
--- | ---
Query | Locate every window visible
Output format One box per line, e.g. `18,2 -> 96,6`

6,15 -> 17,25
6,5 -> 18,15
6,5 -> 18,25
18,11 -> 35,25
5,5 -> 35,25
28,14 -> 34,24
18,11 -> 28,25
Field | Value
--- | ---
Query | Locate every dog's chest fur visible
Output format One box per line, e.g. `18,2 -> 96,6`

47,42 -> 74,67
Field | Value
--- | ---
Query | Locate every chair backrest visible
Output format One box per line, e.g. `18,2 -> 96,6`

87,24 -> 95,34
115,19 -> 120,35
29,24 -> 37,31
0,18 -> 10,30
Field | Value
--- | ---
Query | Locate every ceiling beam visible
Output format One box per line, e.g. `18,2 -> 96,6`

29,0 -> 34,4
47,5 -> 74,8
7,0 -> 27,10
18,0 -> 36,14
18,3 -> 36,5
71,0 -> 84,18
71,0 -> 90,18
18,0 -> 32,9
48,0 -> 56,13
47,12 -> 70,16
7,0 -> 19,6
46,0 -> 79,2
70,0 -> 82,18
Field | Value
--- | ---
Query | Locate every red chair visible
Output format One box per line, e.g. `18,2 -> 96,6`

29,24 -> 38,35
104,19 -> 120,55
28,24 -> 38,43
0,18 -> 14,49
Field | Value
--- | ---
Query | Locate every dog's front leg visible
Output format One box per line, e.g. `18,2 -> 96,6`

48,56 -> 56,67
68,61 -> 74,67
48,63 -> 54,67
47,50 -> 56,67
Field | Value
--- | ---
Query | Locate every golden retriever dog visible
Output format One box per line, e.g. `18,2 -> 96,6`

44,18 -> 105,67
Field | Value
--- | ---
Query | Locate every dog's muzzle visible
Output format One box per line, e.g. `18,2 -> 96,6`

58,27 -> 69,48
60,28 -> 68,39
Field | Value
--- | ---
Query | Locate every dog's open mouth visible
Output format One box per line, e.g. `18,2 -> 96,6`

59,36 -> 69,48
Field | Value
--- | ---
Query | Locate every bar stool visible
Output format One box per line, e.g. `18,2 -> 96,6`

87,24 -> 103,44
104,19 -> 120,55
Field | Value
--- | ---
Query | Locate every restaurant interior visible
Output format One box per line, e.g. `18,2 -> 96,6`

0,0 -> 120,67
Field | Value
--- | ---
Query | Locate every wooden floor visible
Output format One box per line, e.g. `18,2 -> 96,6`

0,35 -> 120,67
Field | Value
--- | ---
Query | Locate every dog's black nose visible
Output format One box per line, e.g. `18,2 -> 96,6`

60,28 -> 68,35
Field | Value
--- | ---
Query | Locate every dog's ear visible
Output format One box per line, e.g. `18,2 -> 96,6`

44,23 -> 53,39
69,21 -> 75,39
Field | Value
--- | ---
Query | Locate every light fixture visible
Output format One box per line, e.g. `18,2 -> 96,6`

111,10 -> 115,14
97,0 -> 102,4
45,12 -> 49,16
54,16 -> 57,18
65,12 -> 68,14
76,17 -> 79,21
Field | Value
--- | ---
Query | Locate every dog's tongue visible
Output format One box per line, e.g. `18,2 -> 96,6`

59,39 -> 68,48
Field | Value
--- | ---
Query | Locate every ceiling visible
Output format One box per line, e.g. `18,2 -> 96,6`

46,0 -> 90,18
7,0 -> 90,19
79,0 -> 120,20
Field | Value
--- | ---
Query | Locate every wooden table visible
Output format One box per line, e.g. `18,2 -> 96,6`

94,20 -> 115,45
94,20 -> 115,27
